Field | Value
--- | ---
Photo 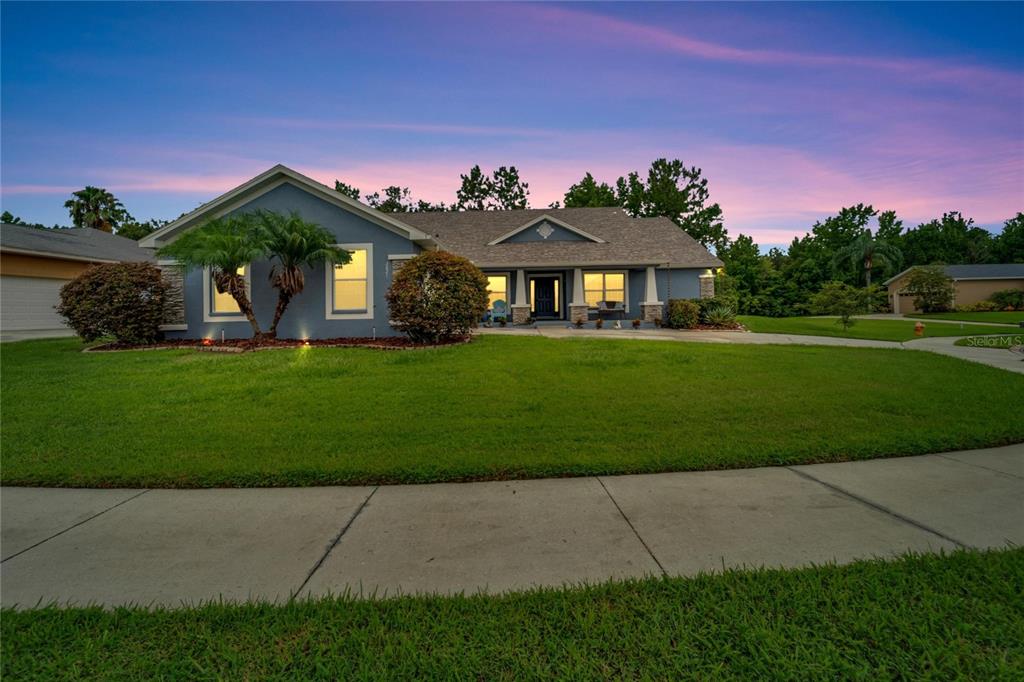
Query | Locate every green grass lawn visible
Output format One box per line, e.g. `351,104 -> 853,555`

738,315 -> 1010,341
955,334 -> 1024,349
3,549 -> 1021,680
907,311 -> 1024,325
2,336 -> 1022,488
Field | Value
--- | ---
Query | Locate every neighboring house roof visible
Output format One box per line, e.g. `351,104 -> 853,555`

883,263 -> 1024,286
400,207 -> 723,268
139,164 -> 435,248
0,223 -> 154,263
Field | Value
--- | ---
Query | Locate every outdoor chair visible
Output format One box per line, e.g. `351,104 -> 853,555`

596,300 -> 625,320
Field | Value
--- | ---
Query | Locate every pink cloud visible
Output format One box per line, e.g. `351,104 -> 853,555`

230,117 -> 559,138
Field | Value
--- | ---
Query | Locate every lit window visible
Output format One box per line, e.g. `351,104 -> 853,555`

486,275 -> 508,311
583,272 -> 625,307
212,266 -> 246,314
333,249 -> 368,312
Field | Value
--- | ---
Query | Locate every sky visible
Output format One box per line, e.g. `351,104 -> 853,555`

1,1 -> 1022,249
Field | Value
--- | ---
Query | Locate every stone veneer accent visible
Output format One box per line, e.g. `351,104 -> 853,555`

640,302 -> 664,323
159,264 -> 186,325
569,304 -> 590,325
511,305 -> 532,325
699,274 -> 715,299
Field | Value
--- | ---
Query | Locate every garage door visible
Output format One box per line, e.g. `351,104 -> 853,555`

0,275 -> 71,332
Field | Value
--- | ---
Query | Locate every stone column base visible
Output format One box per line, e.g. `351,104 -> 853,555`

511,305 -> 532,325
640,302 -> 664,323
569,304 -> 590,325
699,274 -> 715,299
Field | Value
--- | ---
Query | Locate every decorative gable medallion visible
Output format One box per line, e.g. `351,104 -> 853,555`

536,223 -> 554,239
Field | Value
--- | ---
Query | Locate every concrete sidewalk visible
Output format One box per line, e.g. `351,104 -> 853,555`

2,444 -> 1021,608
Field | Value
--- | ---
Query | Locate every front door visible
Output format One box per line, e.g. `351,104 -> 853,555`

532,276 -> 558,318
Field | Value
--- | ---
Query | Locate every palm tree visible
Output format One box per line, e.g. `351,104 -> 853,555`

64,187 -> 129,232
255,211 -> 350,337
157,214 -> 268,339
833,230 -> 902,289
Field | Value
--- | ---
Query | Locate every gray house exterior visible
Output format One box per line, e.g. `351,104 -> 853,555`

140,165 -> 723,339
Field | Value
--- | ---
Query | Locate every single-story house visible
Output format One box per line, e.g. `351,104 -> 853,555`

884,263 -> 1024,314
139,165 -> 723,339
0,223 -> 154,340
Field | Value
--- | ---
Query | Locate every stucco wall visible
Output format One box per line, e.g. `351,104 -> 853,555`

167,182 -> 421,339
888,272 -> 1023,313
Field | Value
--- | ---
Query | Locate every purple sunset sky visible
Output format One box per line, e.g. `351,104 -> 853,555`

1,1 -> 1022,247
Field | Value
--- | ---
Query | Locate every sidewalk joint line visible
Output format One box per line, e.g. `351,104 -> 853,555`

1,489 -> 151,564
596,477 -> 666,576
292,486 -> 379,600
934,453 -> 1023,481
786,467 -> 968,549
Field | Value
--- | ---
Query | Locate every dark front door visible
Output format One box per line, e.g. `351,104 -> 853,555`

532,277 -> 558,318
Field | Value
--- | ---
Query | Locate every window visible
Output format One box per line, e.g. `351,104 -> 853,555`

326,243 -> 373,319
486,275 -> 508,311
211,266 -> 247,314
583,272 -> 625,307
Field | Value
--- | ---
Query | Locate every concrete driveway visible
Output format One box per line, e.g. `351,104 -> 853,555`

2,444 -> 1021,609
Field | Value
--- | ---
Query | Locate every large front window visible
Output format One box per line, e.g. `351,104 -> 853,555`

211,266 -> 246,315
583,272 -> 625,306
487,275 -> 508,312
333,249 -> 368,312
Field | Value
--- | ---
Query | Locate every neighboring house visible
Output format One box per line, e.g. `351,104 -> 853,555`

0,223 -> 153,340
140,165 -> 722,340
884,263 -> 1024,314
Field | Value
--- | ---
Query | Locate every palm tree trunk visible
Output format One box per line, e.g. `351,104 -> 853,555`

217,271 -> 264,341
267,290 -> 293,338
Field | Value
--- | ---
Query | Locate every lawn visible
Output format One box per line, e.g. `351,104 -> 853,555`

955,334 -> 1024,349
3,549 -> 1021,679
2,336 -> 1022,488
738,315 -> 1010,342
907,311 -> 1024,325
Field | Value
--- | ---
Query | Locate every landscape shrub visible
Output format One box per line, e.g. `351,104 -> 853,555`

989,288 -> 1024,311
666,299 -> 700,329
57,262 -> 167,344
904,266 -> 954,313
386,251 -> 489,343
810,281 -> 868,330
702,303 -> 737,327
957,300 -> 999,313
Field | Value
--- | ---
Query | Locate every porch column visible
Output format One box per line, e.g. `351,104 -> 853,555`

640,265 -> 665,323
511,268 -> 531,325
569,267 -> 589,325
698,268 -> 715,299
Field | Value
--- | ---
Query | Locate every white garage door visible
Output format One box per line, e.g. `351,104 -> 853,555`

0,275 -> 71,332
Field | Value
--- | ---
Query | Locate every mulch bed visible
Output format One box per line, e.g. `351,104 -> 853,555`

85,336 -> 470,353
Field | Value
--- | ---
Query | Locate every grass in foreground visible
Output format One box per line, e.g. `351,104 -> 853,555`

955,334 -> 1024,349
738,315 -> 1009,342
3,549 -> 1022,679
908,311 -> 1024,325
3,336 -> 1023,487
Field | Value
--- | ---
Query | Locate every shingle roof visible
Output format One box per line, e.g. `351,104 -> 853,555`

398,207 -> 722,268
942,264 -> 1024,279
0,223 -> 155,263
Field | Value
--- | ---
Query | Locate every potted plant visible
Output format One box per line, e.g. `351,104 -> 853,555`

632,318 -> 642,329
495,316 -> 507,327
595,317 -> 604,329
573,318 -> 585,329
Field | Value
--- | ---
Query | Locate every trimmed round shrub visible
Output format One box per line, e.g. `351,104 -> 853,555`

386,251 -> 489,343
57,262 -> 167,344
666,299 -> 700,329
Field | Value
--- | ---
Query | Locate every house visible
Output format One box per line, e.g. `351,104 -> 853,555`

884,263 -> 1024,314
139,165 -> 723,339
0,223 -> 154,340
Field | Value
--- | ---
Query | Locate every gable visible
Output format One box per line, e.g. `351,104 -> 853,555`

487,214 -> 605,246
139,164 -> 432,249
